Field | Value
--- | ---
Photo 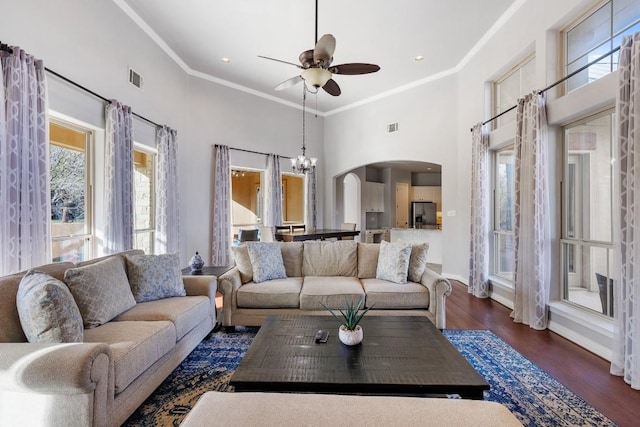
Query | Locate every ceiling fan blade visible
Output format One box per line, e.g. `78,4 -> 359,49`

329,63 -> 380,75
258,55 -> 302,69
275,75 -> 303,91
322,78 -> 341,96
313,34 -> 336,66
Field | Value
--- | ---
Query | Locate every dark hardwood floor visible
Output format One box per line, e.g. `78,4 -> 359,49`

447,280 -> 640,427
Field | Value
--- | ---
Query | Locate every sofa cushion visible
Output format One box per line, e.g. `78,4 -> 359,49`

357,243 -> 380,279
16,270 -> 84,343
246,242 -> 287,283
232,245 -> 253,284
299,276 -> 365,310
361,278 -> 430,309
407,243 -> 429,283
125,253 -> 186,303
302,241 -> 357,277
237,278 -> 303,308
83,320 -> 176,393
0,262 -> 75,343
114,296 -> 210,340
280,242 -> 303,277
64,256 -> 136,328
376,241 -> 412,284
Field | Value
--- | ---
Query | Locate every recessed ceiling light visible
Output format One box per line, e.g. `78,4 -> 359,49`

221,57 -> 231,63
414,55 -> 424,62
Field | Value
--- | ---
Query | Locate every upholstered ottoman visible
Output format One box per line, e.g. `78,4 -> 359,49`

180,391 -> 522,426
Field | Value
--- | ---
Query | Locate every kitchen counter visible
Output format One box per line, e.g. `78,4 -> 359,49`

390,228 -> 442,264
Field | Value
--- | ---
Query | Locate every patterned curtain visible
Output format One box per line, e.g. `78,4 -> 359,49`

211,144 -> 231,266
512,92 -> 550,330
104,101 -> 134,254
468,123 -> 490,298
264,154 -> 282,227
0,47 -> 51,275
155,126 -> 180,254
611,32 -> 640,390
305,168 -> 318,231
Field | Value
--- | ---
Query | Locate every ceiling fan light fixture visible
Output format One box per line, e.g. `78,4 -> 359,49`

301,68 -> 331,89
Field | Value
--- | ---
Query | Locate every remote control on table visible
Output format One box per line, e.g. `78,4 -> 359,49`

315,330 -> 329,343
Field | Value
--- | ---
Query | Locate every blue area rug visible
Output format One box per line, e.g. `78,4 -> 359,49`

123,328 -> 615,427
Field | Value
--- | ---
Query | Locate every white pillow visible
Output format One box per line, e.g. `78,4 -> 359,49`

376,241 -> 412,284
246,242 -> 287,283
64,256 -> 136,328
407,243 -> 429,283
17,270 -> 84,343
232,245 -> 253,284
126,253 -> 186,302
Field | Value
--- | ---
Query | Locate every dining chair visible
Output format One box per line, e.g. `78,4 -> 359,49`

238,228 -> 259,242
275,225 -> 291,233
291,224 -> 306,232
341,222 -> 357,240
258,226 -> 274,242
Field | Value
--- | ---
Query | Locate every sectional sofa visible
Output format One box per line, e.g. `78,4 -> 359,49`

0,250 -> 217,427
218,240 -> 452,330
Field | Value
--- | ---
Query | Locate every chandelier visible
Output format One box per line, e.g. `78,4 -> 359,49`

291,85 -> 317,174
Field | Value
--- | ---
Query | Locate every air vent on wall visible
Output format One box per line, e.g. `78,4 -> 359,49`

387,122 -> 399,133
128,68 -> 144,89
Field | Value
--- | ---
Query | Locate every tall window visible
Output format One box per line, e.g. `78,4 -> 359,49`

492,54 -> 536,128
133,147 -> 156,254
493,148 -> 515,282
562,111 -> 614,317
49,121 -> 93,263
231,169 -> 263,236
564,0 -> 640,92
282,173 -> 304,223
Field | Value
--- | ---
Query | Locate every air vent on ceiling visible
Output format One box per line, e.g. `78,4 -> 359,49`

387,123 -> 399,133
128,68 -> 143,89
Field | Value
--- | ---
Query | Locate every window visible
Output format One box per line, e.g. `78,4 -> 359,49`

282,173 -> 304,223
133,147 -> 156,254
493,148 -> 515,282
231,169 -> 263,236
492,54 -> 536,128
564,0 -> 640,92
562,111 -> 615,317
49,121 -> 93,263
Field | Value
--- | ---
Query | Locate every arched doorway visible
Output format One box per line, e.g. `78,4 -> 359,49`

343,173 -> 361,233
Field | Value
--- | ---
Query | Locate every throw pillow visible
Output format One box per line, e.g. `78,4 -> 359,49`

16,270 -> 84,343
246,242 -> 287,283
376,240 -> 412,284
232,245 -> 253,283
407,243 -> 429,283
64,256 -> 136,328
125,253 -> 186,303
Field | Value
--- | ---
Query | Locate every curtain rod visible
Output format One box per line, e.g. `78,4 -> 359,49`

470,45 -> 621,132
229,146 -> 293,160
45,67 -> 161,128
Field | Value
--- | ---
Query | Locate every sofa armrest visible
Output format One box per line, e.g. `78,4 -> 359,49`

183,275 -> 218,325
217,267 -> 242,327
421,268 -> 452,330
0,342 -> 112,427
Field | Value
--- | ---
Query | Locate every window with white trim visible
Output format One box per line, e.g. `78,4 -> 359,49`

493,147 -> 515,283
133,146 -> 156,254
492,54 -> 536,129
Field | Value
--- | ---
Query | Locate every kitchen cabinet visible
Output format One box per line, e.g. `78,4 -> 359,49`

363,182 -> 385,212
410,186 -> 441,211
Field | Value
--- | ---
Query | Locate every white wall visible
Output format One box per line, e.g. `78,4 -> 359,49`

3,0 -> 315,265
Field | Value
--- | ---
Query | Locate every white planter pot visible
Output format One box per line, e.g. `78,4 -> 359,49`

338,325 -> 363,346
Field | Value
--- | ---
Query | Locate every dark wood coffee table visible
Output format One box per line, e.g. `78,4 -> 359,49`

229,315 -> 489,399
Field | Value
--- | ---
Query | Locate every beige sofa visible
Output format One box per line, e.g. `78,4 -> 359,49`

218,241 -> 452,330
0,250 -> 217,427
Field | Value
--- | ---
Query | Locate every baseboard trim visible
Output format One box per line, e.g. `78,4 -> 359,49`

548,321 -> 612,361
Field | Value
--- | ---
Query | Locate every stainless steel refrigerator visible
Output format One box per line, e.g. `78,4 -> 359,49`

411,201 -> 437,229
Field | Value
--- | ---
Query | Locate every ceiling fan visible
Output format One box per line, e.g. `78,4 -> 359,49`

258,0 -> 380,96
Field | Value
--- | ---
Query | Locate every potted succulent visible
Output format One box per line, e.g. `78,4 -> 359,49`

322,296 -> 372,346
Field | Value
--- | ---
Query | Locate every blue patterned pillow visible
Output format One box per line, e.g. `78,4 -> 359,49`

246,242 -> 287,283
125,253 -> 186,302
376,241 -> 412,284
17,270 -> 84,343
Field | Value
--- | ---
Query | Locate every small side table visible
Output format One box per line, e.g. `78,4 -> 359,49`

182,265 -> 234,332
